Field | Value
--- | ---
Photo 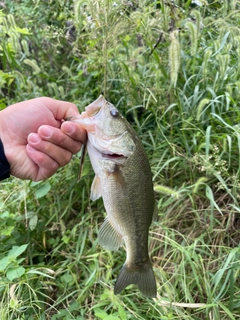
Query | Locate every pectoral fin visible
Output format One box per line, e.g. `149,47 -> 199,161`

111,171 -> 125,190
99,217 -> 123,251
107,164 -> 126,191
90,175 -> 102,201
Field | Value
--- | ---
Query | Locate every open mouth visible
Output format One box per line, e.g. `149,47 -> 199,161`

102,153 -> 125,160
92,144 -> 126,160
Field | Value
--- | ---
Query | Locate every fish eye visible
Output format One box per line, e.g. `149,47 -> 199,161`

110,109 -> 119,118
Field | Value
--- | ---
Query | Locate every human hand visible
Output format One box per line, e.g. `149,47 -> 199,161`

0,97 -> 87,181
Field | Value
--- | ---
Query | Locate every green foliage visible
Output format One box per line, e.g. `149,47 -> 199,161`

1,0 -> 240,319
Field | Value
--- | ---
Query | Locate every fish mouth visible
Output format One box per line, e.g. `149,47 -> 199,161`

90,143 -> 127,160
91,144 -> 128,162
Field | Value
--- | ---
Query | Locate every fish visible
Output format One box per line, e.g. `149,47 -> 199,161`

67,95 -> 157,297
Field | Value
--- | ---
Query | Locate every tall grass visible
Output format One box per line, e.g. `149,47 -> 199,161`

1,0 -> 240,319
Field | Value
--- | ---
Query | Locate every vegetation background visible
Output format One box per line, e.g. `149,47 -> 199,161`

0,0 -> 240,319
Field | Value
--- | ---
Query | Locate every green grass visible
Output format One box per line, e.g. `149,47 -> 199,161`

1,0 -> 240,319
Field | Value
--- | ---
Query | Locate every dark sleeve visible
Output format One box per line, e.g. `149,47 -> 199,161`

0,139 -> 10,181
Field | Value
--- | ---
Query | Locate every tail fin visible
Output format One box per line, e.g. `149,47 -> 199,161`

114,262 -> 157,298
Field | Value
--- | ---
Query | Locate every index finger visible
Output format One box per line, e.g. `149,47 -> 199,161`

40,97 -> 81,120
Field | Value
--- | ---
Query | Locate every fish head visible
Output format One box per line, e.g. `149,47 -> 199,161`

67,95 -> 136,160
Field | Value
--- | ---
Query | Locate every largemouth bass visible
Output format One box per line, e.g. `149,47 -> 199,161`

67,95 -> 157,297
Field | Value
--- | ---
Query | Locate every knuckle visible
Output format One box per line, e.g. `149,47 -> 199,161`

72,141 -> 82,154
59,151 -> 72,167
58,134 -> 67,146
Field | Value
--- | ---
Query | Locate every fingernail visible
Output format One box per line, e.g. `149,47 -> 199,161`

63,122 -> 75,134
28,133 -> 41,144
26,144 -> 34,152
40,126 -> 52,138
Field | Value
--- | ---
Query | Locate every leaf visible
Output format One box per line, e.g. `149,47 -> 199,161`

27,269 -> 55,279
62,235 -> 70,244
94,309 -> 108,319
123,35 -> 131,42
80,160 -> 90,178
1,225 -> 15,236
212,248 -> 239,292
7,267 -> 25,281
34,181 -> 51,199
104,316 -> 120,320
117,304 -> 127,320
15,26 -> 31,35
218,302 -> 235,320
29,214 -> 38,231
61,273 -> 73,284
8,244 -> 28,259
0,257 -> 10,272
205,185 -> 222,214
